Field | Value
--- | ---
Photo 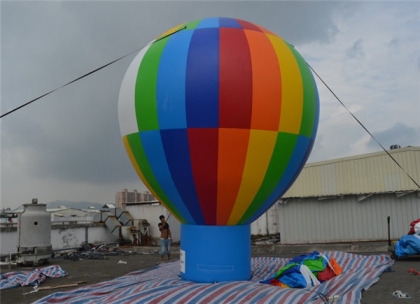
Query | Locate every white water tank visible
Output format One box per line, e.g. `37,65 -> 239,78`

17,199 -> 52,265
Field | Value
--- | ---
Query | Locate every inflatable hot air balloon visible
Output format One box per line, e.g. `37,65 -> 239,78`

118,17 -> 319,282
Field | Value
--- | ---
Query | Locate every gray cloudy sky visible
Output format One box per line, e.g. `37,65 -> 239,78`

1,1 -> 419,209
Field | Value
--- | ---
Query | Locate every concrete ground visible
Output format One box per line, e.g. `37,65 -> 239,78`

1,243 -> 419,304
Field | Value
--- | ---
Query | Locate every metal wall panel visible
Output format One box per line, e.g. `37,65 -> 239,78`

251,215 -> 268,236
275,192 -> 419,244
251,203 -> 279,236
284,147 -> 419,197
321,164 -> 337,194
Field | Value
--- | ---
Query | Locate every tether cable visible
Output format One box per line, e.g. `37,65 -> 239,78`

0,26 -> 186,119
0,50 -> 140,118
308,63 -> 420,189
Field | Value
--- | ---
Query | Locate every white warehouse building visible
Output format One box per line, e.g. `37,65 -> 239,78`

260,145 -> 419,244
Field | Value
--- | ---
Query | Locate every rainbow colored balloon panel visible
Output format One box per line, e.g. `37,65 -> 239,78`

118,17 -> 319,226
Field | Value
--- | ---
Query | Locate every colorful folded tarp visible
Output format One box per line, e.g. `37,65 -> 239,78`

261,251 -> 343,288
0,265 -> 67,290
33,251 -> 393,304
407,218 -> 420,235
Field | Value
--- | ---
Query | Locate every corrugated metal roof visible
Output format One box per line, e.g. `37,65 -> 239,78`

283,146 -> 420,198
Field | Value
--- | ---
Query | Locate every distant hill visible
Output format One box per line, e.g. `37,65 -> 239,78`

47,200 -> 105,210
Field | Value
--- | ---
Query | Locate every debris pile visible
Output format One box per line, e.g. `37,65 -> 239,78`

252,234 -> 281,245
53,243 -> 158,261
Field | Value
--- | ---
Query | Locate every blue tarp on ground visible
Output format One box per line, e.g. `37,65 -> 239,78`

32,251 -> 393,304
395,234 -> 420,257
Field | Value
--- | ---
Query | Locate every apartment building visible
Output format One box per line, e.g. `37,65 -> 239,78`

115,189 -> 155,209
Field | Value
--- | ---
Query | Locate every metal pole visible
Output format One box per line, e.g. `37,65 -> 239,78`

387,216 -> 391,247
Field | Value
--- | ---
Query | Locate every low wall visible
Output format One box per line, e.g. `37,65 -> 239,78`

0,223 -> 119,255
125,204 -> 181,242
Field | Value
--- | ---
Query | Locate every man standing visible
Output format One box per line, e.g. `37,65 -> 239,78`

158,215 -> 172,262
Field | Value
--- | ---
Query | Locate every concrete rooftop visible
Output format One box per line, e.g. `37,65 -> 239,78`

1,243 -> 419,303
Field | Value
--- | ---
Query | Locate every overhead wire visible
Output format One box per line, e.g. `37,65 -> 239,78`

307,63 -> 420,189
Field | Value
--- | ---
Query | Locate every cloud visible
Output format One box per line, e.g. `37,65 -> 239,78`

301,1 -> 420,162
417,55 -> 420,71
345,39 -> 364,60
367,123 -> 420,150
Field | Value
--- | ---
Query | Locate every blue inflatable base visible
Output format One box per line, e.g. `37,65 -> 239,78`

180,224 -> 251,283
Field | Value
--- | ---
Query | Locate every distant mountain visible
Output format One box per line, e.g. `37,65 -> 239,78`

47,200 -> 105,210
